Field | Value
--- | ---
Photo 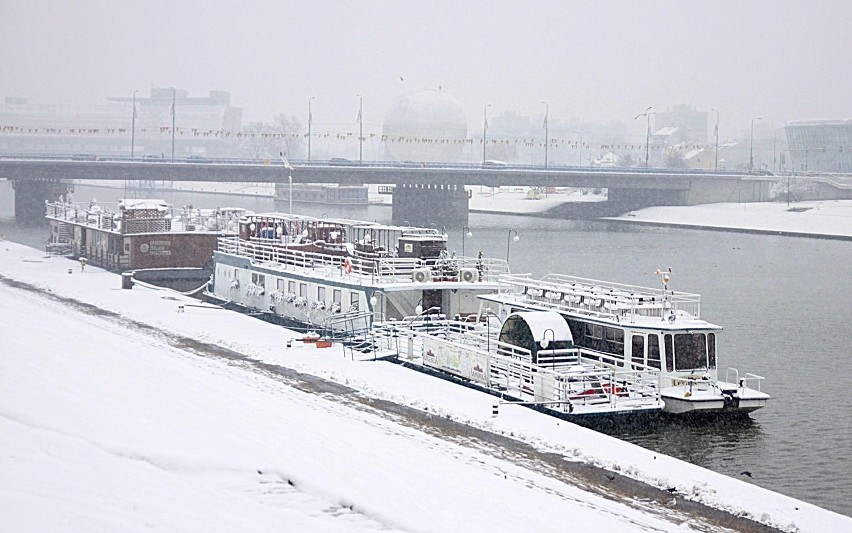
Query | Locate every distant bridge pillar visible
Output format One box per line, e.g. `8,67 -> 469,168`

391,183 -> 469,227
12,179 -> 73,224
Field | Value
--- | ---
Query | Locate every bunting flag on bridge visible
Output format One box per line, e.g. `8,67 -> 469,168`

0,122 -> 740,156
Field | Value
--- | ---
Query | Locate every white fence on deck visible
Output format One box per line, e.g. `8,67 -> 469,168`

218,236 -> 510,284
376,321 -> 661,415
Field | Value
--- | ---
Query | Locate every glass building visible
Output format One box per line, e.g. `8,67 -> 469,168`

784,119 -> 851,173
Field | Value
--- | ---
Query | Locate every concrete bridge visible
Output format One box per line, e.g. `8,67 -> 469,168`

1,157 -> 849,225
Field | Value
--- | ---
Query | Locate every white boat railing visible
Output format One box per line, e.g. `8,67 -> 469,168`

45,200 -> 237,234
497,273 -> 702,320
217,236 -> 510,284
725,367 -> 766,392
386,322 -> 661,414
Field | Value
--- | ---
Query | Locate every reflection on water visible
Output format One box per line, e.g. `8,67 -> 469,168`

1,184 -> 850,517
605,415 -> 767,473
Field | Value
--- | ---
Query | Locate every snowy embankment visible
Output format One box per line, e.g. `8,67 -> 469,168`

611,200 -> 852,239
1,241 -> 849,532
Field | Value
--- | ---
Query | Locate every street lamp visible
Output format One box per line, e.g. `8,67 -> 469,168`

634,106 -> 653,168
749,116 -> 762,172
483,104 -> 491,163
710,108 -> 720,172
461,225 -> 472,258
506,228 -> 519,263
170,87 -> 176,162
541,101 -> 549,168
356,94 -> 363,163
773,126 -> 785,173
131,90 -> 139,159
308,96 -> 316,161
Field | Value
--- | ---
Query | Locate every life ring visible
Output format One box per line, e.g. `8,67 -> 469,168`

343,257 -> 353,274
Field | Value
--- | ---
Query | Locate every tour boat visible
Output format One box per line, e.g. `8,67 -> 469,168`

475,269 -> 770,416
203,212 -> 509,336
45,199 -> 243,290
376,310 -> 665,421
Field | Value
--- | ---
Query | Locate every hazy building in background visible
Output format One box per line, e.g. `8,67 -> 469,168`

0,89 -> 242,158
784,119 -> 851,173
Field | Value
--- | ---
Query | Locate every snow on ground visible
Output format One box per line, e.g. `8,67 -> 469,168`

2,241 -> 849,532
612,200 -> 852,239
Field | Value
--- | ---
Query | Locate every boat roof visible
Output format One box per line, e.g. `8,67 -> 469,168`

119,199 -> 170,211
479,292 -> 722,332
505,311 -> 573,343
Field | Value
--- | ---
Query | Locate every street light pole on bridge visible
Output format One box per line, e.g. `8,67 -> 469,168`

170,87 -> 176,162
634,106 -> 653,168
308,96 -> 315,161
541,101 -> 549,169
131,90 -> 139,159
483,104 -> 491,163
710,108 -> 719,172
749,116 -> 762,172
357,94 -> 363,163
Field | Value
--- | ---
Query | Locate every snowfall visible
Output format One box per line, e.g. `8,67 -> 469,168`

2,232 -> 851,531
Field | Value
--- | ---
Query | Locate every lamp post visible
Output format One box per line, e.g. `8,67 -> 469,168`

710,108 -> 719,172
541,328 -> 556,369
506,228 -> 519,263
634,106 -> 653,168
461,225 -> 472,258
483,104 -> 491,163
356,94 -> 363,163
170,87 -> 176,161
773,126 -> 786,173
749,116 -> 762,172
308,96 -> 316,161
541,101 -> 549,168
131,90 -> 139,159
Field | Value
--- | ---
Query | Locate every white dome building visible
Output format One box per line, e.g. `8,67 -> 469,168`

382,89 -> 468,162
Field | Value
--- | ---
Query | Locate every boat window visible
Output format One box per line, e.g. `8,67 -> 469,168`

631,335 -> 645,367
288,280 -> 296,294
708,333 -> 716,369
350,292 -> 359,310
277,279 -> 285,291
299,283 -> 307,298
664,334 -> 674,372
317,286 -> 326,302
673,333 -> 708,371
586,323 -> 603,340
333,289 -> 342,304
251,273 -> 265,286
648,335 -> 661,369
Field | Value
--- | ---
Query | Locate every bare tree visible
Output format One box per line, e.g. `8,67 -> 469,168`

236,115 -> 304,160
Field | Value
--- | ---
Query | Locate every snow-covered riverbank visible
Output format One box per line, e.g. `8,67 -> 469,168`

1,240 -> 848,532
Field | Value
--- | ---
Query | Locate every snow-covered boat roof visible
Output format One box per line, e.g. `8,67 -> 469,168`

119,199 -> 171,211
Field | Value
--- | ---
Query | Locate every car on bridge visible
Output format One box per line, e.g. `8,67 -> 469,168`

481,159 -> 508,168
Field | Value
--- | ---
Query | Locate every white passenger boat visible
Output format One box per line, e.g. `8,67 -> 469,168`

204,213 -> 509,336
378,310 -> 664,420
476,269 -> 770,416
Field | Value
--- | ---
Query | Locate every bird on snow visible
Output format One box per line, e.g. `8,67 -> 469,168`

740,471 -> 754,478
665,487 -> 678,493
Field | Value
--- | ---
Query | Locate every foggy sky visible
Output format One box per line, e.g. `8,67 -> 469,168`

1,0 -> 850,138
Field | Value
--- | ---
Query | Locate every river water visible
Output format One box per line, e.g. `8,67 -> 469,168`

2,183 -> 850,517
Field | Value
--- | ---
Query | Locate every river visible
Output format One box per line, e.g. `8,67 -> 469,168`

2,182 -> 850,517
